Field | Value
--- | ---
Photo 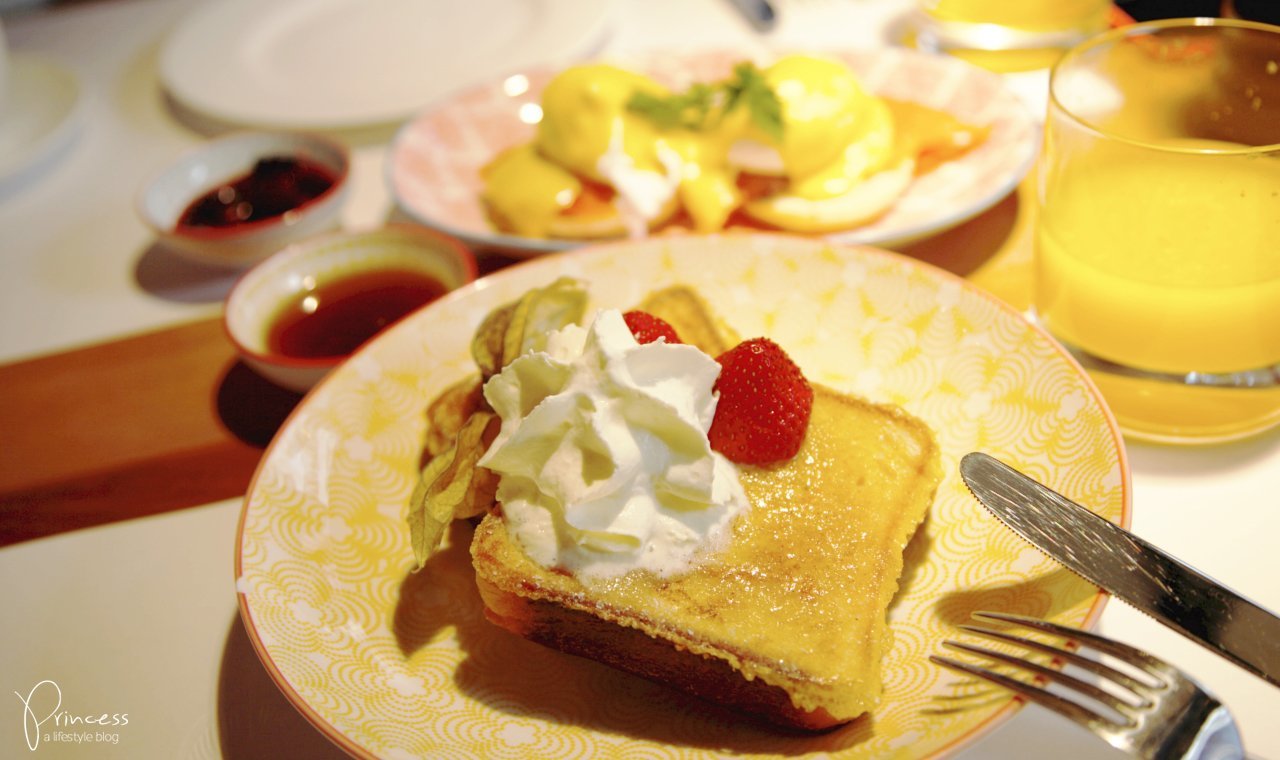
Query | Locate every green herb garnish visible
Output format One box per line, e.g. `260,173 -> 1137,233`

626,82 -> 720,133
724,62 -> 783,142
626,62 -> 783,142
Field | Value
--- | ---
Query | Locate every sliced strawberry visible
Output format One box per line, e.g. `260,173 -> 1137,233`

709,338 -> 813,466
623,310 -> 682,345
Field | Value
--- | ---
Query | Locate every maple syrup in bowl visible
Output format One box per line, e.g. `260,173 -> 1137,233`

224,226 -> 476,392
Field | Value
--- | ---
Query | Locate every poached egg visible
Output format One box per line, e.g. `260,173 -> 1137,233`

480,55 -> 987,239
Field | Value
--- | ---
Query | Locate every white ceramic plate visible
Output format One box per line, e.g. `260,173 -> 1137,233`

0,55 -> 82,193
237,234 -> 1129,759
388,49 -> 1039,256
159,0 -> 612,130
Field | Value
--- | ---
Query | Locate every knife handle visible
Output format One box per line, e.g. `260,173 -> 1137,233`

726,0 -> 777,32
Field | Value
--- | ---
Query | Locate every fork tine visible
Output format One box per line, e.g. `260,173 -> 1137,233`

958,623 -> 1154,701
930,653 -> 1111,733
940,614 -> 1246,760
973,612 -> 1171,679
942,639 -> 1139,719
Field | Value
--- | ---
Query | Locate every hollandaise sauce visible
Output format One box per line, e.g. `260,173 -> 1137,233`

480,57 -> 988,239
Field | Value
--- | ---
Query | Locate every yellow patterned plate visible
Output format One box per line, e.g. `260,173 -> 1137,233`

236,233 -> 1129,759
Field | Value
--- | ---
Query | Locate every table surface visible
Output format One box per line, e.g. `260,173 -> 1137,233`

2,1 -> 1277,758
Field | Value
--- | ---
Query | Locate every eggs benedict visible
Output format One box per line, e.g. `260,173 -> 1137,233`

478,55 -> 989,240
729,54 -> 916,232
481,64 -> 683,240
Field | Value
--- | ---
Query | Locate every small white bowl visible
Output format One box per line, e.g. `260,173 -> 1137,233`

224,225 -> 477,393
138,131 -> 350,268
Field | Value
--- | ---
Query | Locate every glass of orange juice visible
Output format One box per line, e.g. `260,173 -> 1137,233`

1035,18 -> 1280,443
914,0 -> 1112,71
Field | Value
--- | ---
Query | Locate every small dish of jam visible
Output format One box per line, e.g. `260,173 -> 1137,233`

137,131 -> 350,268
224,225 -> 476,393
175,156 -> 338,232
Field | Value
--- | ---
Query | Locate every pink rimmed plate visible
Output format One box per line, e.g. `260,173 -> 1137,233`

236,233 -> 1127,759
387,49 -> 1038,256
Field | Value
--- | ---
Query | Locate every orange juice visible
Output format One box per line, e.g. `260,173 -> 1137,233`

1035,18 -> 1280,442
1036,141 -> 1280,440
1036,142 -> 1280,375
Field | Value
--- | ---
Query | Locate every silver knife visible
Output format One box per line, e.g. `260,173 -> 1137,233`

960,451 -> 1280,689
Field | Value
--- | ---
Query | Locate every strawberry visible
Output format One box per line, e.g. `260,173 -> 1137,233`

623,310 -> 682,345
709,338 -> 813,466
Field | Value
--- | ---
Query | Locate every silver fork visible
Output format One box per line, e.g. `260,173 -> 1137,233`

931,611 -> 1245,760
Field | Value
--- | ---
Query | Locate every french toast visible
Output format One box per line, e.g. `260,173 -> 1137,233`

465,285 -> 942,730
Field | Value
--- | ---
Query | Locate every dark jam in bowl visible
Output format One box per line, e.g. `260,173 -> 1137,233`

177,157 -> 336,231
266,269 -> 449,359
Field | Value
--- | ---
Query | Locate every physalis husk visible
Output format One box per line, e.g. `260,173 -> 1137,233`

408,276 -> 589,568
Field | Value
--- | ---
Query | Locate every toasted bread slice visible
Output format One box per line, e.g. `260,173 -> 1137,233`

468,286 -> 942,730
634,284 -> 740,357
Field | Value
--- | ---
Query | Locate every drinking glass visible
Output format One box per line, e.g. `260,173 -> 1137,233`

914,0 -> 1112,72
1035,18 -> 1280,443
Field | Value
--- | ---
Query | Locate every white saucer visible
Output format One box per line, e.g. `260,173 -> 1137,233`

159,0 -> 612,130
0,55 -> 83,193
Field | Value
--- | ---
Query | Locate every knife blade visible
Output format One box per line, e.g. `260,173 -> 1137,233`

960,451 -> 1280,689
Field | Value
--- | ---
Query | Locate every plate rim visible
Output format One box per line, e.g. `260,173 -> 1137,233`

0,55 -> 84,193
158,0 -> 612,130
235,232 -> 1130,759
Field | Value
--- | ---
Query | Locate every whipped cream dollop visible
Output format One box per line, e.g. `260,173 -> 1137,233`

478,308 -> 749,580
